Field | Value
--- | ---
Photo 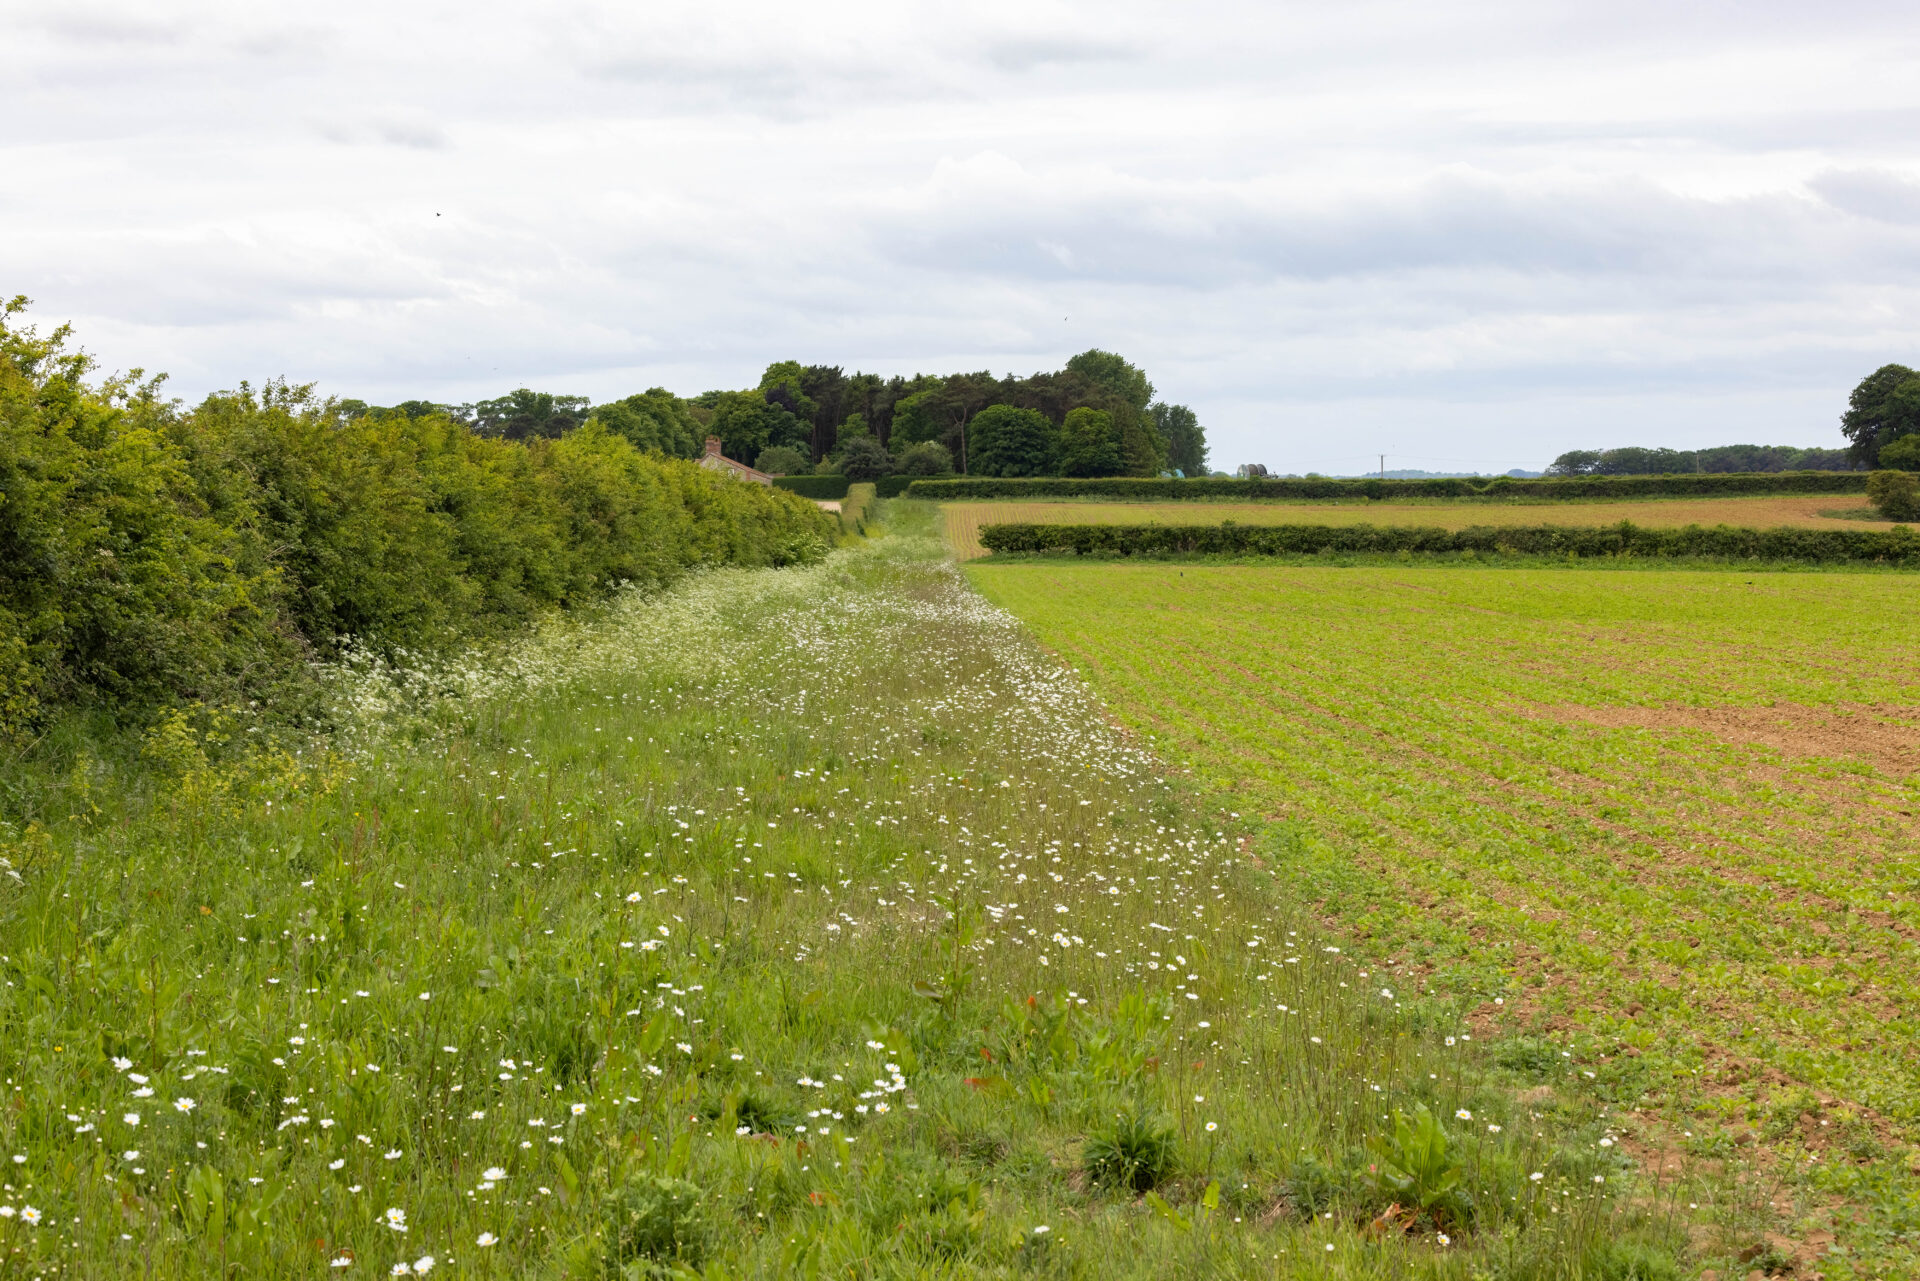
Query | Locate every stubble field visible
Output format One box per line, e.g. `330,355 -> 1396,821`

941,496 -> 1889,560
969,557 -> 1920,1274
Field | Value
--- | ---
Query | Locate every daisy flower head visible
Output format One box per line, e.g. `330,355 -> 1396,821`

174,1097 -> 196,1114
382,1206 -> 408,1233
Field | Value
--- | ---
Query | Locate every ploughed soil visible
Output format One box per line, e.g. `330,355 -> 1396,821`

1540,703 -> 1920,777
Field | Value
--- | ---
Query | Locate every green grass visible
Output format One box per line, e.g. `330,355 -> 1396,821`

967,553 -> 1920,1277
0,510 -> 1695,1278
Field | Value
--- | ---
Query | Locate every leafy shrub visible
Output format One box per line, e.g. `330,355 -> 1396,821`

1871,433 -> 1920,471
1867,469 -> 1920,520
896,440 -> 954,475
755,444 -> 810,475
602,1174 -> 710,1277
1082,1108 -> 1176,1192
0,297 -> 837,724
976,520 -> 1920,564
840,436 -> 894,481
908,471 -> 1873,501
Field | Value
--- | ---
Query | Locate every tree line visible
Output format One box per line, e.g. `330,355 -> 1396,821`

0,298 -> 834,739
347,349 -> 1210,480
1548,363 -> 1920,477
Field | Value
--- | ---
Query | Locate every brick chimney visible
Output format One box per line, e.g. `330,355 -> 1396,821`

704,436 -> 723,459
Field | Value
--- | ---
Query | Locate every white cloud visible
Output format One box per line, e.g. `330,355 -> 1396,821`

2,0 -> 1918,468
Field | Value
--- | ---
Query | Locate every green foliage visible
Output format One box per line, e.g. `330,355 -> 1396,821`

1584,1235 -> 1684,1281
772,474 -> 852,499
1150,403 -> 1206,476
0,298 -> 289,716
977,518 -> 1920,562
1842,363 -> 1920,466
706,389 -> 808,466
1057,407 -> 1123,478
1364,1104 -> 1469,1224
910,471 -> 1875,500
967,405 -> 1056,477
1881,434 -> 1920,471
888,384 -> 947,449
1082,1108 -> 1176,1192
593,389 -> 704,458
894,440 -> 953,476
0,298 -> 833,724
1550,442 -> 1857,475
1065,349 -> 1154,414
839,435 -> 893,482
754,445 -> 810,476
1867,469 -> 1920,520
468,388 -> 592,440
874,473 -> 956,497
602,1174 -> 711,1276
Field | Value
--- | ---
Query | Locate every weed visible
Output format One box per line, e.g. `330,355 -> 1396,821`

1084,1109 -> 1177,1193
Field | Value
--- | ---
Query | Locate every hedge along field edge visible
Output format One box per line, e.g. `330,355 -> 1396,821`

910,471 -> 1872,502
976,520 -> 1920,564
771,474 -> 852,499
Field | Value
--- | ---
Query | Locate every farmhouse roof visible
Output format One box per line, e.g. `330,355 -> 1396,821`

698,436 -> 773,485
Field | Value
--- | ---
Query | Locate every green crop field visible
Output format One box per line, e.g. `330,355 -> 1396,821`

969,556 -> 1920,1275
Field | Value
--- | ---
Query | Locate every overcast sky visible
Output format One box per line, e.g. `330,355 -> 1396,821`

7,0 -> 1920,472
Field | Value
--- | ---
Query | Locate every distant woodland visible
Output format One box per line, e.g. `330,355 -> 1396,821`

345,349 -> 1211,480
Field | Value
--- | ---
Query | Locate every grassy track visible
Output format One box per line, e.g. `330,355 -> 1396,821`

968,557 -> 1920,1274
1,513 -> 1701,1278
941,496 -> 1888,560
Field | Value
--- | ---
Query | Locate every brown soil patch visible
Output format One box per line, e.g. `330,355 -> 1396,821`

1537,703 -> 1920,777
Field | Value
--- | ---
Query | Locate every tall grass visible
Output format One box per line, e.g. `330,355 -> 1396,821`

0,507 -> 1671,1278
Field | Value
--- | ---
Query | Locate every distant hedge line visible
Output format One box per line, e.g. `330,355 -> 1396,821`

911,471 -> 1871,501
774,473 -> 960,499
876,473 -> 959,498
977,521 -> 1920,564
773,475 -> 851,499
1,303 -> 836,731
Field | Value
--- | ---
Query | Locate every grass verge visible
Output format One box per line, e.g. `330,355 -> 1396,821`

0,508 -> 1689,1278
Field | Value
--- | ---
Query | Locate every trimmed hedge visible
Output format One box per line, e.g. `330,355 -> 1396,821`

773,474 -> 852,499
910,471 -> 1869,502
977,521 -> 1920,564
875,473 -> 960,498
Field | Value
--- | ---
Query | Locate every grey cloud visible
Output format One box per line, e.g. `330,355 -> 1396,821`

1809,168 -> 1920,226
870,165 -> 1920,294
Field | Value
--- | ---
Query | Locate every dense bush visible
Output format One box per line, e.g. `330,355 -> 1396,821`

1879,435 -> 1920,471
753,444 -> 810,475
894,439 -> 954,475
910,471 -> 1873,501
839,435 -> 894,481
965,404 -> 1055,477
772,474 -> 852,499
1867,470 -> 1920,521
0,299 -> 834,733
978,520 -> 1920,563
